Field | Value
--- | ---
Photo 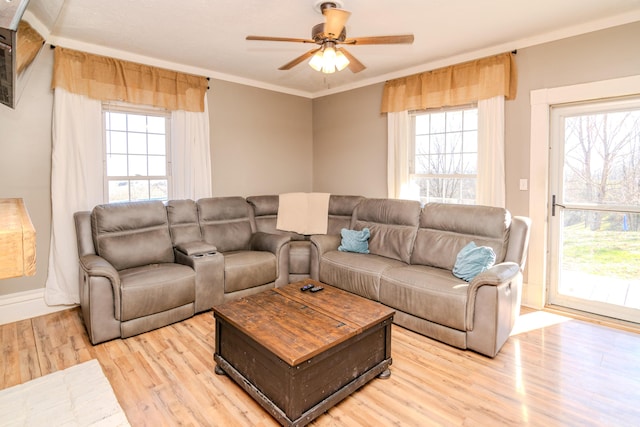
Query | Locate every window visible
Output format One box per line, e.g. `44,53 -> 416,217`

410,106 -> 478,204
103,103 -> 171,203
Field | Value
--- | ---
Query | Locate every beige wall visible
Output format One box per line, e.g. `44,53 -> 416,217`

506,21 -> 640,217
1,21 -> 638,302
0,56 -> 313,297
312,21 -> 640,219
209,80 -> 313,197
312,84 -> 387,197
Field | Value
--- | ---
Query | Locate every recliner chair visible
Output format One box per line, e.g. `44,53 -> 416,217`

196,197 -> 290,301
74,200 -> 218,344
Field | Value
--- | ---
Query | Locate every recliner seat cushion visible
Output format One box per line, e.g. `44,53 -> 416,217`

119,263 -> 195,321
319,251 -> 406,301
380,265 -> 468,330
223,250 -> 277,293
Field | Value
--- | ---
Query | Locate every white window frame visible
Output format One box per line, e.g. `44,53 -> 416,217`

102,102 -> 172,203
527,75 -> 640,309
409,104 -> 478,205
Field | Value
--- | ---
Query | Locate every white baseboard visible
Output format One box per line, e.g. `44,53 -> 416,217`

0,289 -> 77,325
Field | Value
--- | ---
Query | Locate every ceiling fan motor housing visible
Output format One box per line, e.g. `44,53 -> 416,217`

312,22 -> 346,43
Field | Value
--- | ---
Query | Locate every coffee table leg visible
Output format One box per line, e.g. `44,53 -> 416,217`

214,364 -> 226,375
378,369 -> 391,380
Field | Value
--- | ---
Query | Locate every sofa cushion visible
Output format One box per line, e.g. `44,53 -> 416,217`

91,201 -> 174,271
247,195 -> 307,241
452,241 -> 496,281
119,263 -> 195,321
338,228 -> 370,254
166,199 -> 202,246
327,195 -> 365,235
319,250 -> 406,301
380,265 -> 469,331
198,197 -> 255,252
223,250 -> 277,293
410,203 -> 510,270
351,198 -> 421,264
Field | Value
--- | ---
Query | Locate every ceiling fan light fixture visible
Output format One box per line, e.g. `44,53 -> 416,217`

334,50 -> 350,71
308,50 -> 324,72
308,42 -> 350,74
322,45 -> 337,73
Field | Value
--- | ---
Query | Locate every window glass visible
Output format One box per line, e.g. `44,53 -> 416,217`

103,104 -> 171,203
411,105 -> 478,205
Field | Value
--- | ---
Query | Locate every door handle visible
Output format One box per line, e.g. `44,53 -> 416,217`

552,195 -> 565,216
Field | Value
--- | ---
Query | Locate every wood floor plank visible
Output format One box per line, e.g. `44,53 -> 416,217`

1,306 -> 639,426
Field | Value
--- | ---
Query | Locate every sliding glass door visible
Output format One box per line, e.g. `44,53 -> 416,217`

549,97 -> 640,323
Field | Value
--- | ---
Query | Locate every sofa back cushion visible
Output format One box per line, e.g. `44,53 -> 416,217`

247,194 -> 364,238
197,197 -> 255,252
411,203 -> 511,269
166,199 -> 202,246
327,195 -> 365,235
246,195 -> 306,240
91,201 -> 174,271
351,198 -> 421,264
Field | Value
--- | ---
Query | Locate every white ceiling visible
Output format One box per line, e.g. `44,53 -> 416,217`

24,0 -> 640,98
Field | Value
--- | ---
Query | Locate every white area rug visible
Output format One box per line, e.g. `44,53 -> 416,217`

0,359 -> 130,426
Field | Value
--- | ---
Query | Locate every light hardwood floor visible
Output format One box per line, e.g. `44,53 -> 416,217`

1,307 -> 639,426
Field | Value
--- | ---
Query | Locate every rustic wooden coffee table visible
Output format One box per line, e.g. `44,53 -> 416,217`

213,279 -> 395,427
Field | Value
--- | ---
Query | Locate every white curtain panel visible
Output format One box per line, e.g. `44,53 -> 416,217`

45,90 -> 212,306
477,95 -> 506,208
171,93 -> 212,200
387,110 -> 414,199
45,89 -> 104,305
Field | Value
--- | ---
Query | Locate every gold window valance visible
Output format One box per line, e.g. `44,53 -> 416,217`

51,47 -> 208,112
17,21 -> 45,74
381,52 -> 517,113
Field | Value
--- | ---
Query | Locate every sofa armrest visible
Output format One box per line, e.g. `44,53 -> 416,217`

465,262 -> 520,330
250,231 -> 290,254
310,234 -> 341,255
505,216 -> 531,270
79,254 -> 121,318
174,249 -> 225,310
175,240 -> 217,257
309,234 -> 341,280
250,232 -> 291,286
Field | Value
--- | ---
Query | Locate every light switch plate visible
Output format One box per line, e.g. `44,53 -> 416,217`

519,179 -> 528,191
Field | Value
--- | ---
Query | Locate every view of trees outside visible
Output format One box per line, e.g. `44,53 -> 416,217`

411,107 -> 478,205
559,107 -> 640,309
105,111 -> 169,203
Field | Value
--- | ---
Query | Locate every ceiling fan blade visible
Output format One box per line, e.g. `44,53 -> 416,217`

246,35 -> 315,43
337,47 -> 365,73
323,8 -> 351,38
343,34 -> 414,45
278,48 -> 321,70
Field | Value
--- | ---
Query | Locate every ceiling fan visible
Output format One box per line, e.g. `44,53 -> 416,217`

246,1 -> 414,74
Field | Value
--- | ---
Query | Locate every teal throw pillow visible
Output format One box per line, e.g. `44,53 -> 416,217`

338,228 -> 370,254
453,241 -> 496,281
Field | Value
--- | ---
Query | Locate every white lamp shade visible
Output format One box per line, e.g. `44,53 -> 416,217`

308,43 -> 351,74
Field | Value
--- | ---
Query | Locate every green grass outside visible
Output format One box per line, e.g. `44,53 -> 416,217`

562,224 -> 640,280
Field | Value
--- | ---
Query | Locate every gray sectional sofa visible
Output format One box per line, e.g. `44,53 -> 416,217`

311,198 -> 531,357
74,195 -> 530,357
